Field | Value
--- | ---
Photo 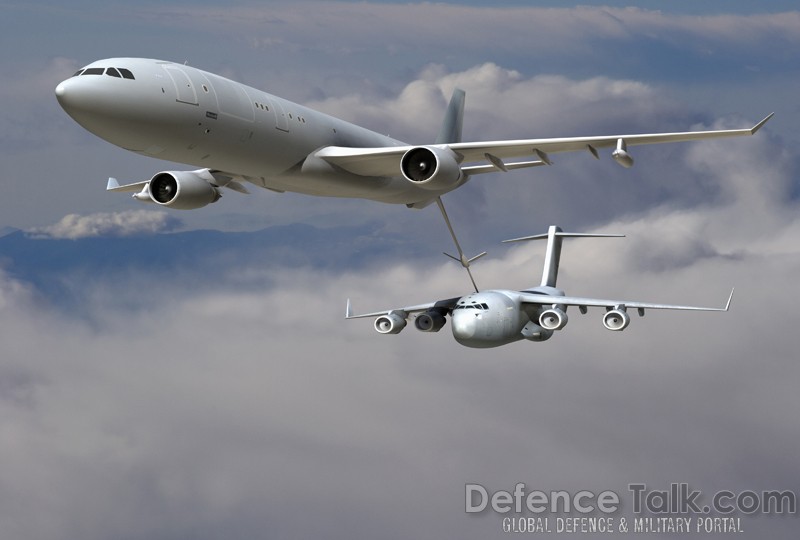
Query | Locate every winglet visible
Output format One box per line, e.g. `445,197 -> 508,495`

346,298 -> 353,319
724,287 -> 735,312
107,177 -> 120,190
751,113 -> 774,134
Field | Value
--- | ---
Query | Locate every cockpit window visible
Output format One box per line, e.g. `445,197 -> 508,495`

454,304 -> 487,310
75,67 -> 135,79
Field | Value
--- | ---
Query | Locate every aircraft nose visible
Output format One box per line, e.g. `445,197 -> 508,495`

55,81 -> 66,99
55,77 -> 103,115
55,78 -> 82,112
451,311 -> 476,339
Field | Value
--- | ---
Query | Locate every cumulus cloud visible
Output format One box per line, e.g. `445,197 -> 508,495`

27,210 -> 182,240
135,3 -> 800,56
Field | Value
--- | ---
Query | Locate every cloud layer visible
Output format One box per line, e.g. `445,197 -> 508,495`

2,3 -> 799,538
27,210 -> 181,239
1,99 -> 798,538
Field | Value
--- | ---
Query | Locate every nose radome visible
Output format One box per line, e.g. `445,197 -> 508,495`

55,80 -> 69,103
55,77 -> 99,114
55,78 -> 78,111
451,312 -> 476,339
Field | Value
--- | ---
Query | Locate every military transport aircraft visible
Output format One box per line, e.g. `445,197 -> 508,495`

56,58 -> 772,211
346,226 -> 733,348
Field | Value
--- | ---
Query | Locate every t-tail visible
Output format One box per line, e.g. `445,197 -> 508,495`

503,226 -> 625,288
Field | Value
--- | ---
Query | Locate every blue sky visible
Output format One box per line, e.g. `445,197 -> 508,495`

1,2 -> 799,539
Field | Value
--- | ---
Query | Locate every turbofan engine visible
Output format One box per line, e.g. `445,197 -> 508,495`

603,308 -> 630,331
539,307 -> 569,331
414,311 -> 446,333
400,146 -> 462,190
374,312 -> 407,334
145,171 -> 222,210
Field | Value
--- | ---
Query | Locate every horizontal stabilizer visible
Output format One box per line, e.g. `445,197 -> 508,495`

502,231 -> 624,243
107,177 -> 149,193
503,225 -> 624,288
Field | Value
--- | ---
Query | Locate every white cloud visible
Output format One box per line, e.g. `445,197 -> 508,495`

27,210 -> 181,239
136,3 -> 800,54
0,107 -> 798,538
1,4 -> 798,536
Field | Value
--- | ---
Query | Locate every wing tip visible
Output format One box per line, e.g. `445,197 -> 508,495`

724,287 -> 735,312
751,113 -> 774,134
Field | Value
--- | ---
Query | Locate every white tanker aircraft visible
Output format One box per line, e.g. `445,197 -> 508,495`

346,226 -> 733,348
56,58 -> 772,211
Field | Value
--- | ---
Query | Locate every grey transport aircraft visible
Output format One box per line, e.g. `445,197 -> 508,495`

346,226 -> 733,348
56,58 -> 773,211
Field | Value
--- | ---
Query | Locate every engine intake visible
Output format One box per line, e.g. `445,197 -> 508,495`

539,307 -> 569,331
374,312 -> 407,334
414,311 -> 446,333
603,309 -> 630,331
148,171 -> 221,210
400,146 -> 462,190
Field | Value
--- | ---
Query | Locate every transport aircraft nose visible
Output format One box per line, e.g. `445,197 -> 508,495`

451,311 -> 476,339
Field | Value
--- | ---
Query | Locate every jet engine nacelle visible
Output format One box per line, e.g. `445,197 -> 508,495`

400,146 -> 462,190
147,171 -> 221,210
603,309 -> 630,331
414,311 -> 446,333
374,312 -> 407,334
539,307 -> 569,331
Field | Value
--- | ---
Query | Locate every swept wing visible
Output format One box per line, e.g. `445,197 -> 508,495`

316,114 -> 773,177
345,297 -> 460,319
519,288 -> 734,314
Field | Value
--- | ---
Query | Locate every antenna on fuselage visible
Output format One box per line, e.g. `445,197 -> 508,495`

436,197 -> 486,293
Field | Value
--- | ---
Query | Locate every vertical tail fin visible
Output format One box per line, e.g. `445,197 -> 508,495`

435,88 -> 466,144
540,226 -> 563,287
502,227 -> 625,288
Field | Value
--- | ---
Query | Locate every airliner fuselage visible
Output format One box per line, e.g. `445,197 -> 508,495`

55,58 -> 435,204
55,58 -> 771,212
